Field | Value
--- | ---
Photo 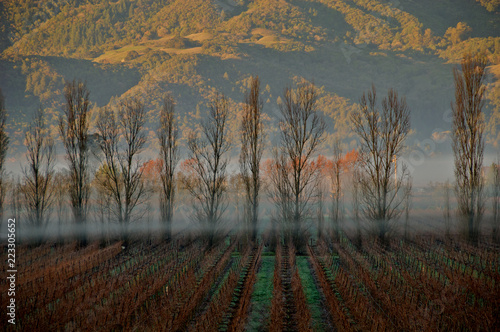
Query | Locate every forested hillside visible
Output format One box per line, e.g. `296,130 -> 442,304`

0,0 -> 499,157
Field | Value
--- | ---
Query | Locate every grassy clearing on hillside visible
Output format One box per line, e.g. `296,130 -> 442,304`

186,32 -> 213,42
94,34 -> 207,64
94,45 -> 151,64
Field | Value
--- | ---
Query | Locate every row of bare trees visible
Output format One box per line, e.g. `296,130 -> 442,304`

271,52 -> 494,248
0,81 -> 177,247
1,82 -> 93,246
0,52 -> 496,248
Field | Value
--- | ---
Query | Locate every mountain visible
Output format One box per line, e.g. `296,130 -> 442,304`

0,0 -> 499,159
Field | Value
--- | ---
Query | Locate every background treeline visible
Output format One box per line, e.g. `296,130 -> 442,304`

0,0 -> 499,158
2,0 -> 499,59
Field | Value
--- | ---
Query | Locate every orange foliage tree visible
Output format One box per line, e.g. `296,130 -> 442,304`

139,159 -> 162,192
315,149 -> 359,240
264,152 -> 326,244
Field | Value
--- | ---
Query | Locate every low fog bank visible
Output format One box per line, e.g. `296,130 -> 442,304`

2,160 -> 499,245
3,207 -> 497,245
402,152 -> 499,187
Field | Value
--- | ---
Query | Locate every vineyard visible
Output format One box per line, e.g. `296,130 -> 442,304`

1,232 -> 499,331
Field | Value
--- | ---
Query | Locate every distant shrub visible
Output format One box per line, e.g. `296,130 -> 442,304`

142,50 -> 171,69
124,50 -> 139,61
163,36 -> 200,49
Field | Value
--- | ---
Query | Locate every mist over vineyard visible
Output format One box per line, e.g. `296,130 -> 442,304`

0,0 -> 499,330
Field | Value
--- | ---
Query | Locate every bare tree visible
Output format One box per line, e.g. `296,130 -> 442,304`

350,85 -> 411,246
329,139 -> 343,241
93,165 -> 113,245
0,89 -> 9,225
443,180 -> 452,238
240,76 -> 265,242
492,156 -> 499,243
59,80 -> 91,246
95,97 -> 148,246
403,175 -> 412,240
183,92 -> 231,248
267,149 -> 294,241
53,171 -> 69,244
316,171 -> 327,241
157,94 -> 179,241
10,177 -> 23,243
352,168 -> 362,248
11,178 -> 22,215
274,82 -> 325,250
22,107 -> 55,243
452,53 -> 487,245
228,173 -> 245,239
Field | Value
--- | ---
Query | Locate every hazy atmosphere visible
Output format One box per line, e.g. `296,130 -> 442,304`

0,0 -> 499,331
